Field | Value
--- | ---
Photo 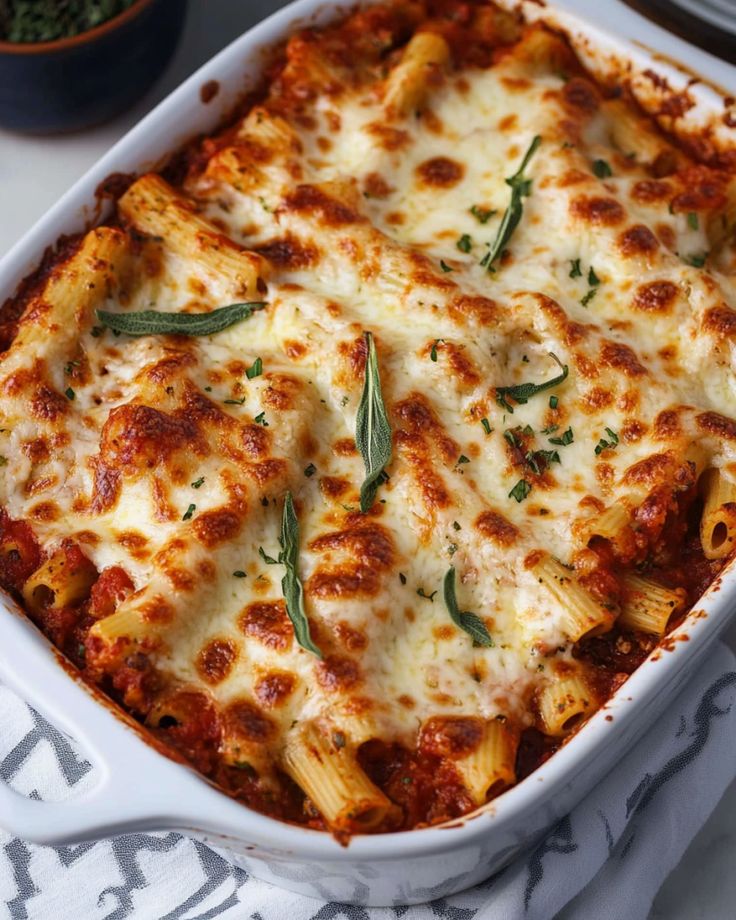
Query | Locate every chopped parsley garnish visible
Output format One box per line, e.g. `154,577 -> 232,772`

64,360 -> 80,374
246,357 -> 263,379
569,259 -> 582,279
549,426 -> 574,446
508,478 -> 532,503
587,266 -> 600,286
687,211 -> 699,231
191,477 -> 205,489
503,428 -> 519,449
439,259 -> 454,272
541,424 -> 559,435
525,448 -> 560,475
457,454 -> 470,465
683,252 -> 707,267
224,396 -> 246,405
592,158 -> 613,178
233,570 -> 247,578
64,387 -> 75,401
549,395 -> 559,409
452,521 -> 461,531
399,572 -> 407,585
182,503 -> 196,521
456,234 -> 473,253
448,543 -> 458,556
470,204 -> 496,224
417,587 -> 437,602
594,427 -> 619,455
430,338 -> 444,362
481,417 -> 493,435
580,288 -> 597,307
254,411 -> 269,427
482,135 -> 542,272
443,567 -> 493,647
495,353 -> 568,414
304,463 -> 316,478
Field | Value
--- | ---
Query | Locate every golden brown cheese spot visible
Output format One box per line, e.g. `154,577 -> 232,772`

420,715 -> 483,759
316,655 -> 361,692
474,509 -> 519,546
581,386 -> 614,412
192,508 -> 243,548
249,458 -> 289,488
116,529 -> 150,557
670,166 -> 728,213
262,374 -> 303,411
416,156 -> 465,188
621,419 -> 648,443
241,423 -> 270,459
557,168 -> 589,188
222,699 -> 275,742
394,393 -> 458,463
653,409 -> 682,441
632,280 -> 678,313
196,638 -> 238,685
562,77 -> 600,115
144,351 -> 197,384
254,235 -> 320,269
570,196 -> 625,226
139,595 -> 175,625
617,224 -> 660,258
443,343 -> 481,388
89,458 -> 121,513
697,411 -> 736,441
307,524 -> 394,599
600,341 -> 647,377
254,671 -> 296,708
320,476 -> 350,500
239,600 -> 293,650
282,184 -> 364,226
703,304 -> 736,337
631,179 -> 672,203
448,294 -> 498,326
31,384 -> 69,421
334,620 -> 368,651
622,451 -> 678,487
333,438 -> 357,457
366,123 -> 411,151
22,438 -> 49,463
363,171 -> 393,199
100,403 -> 204,475
29,501 -> 59,521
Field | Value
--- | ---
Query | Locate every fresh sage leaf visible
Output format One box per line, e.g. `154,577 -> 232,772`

356,331 -> 392,512
495,353 -> 568,413
97,302 -> 266,337
279,492 -> 322,658
443,567 -> 493,647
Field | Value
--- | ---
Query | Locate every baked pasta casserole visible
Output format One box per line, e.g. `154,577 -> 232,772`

1,0 -> 736,838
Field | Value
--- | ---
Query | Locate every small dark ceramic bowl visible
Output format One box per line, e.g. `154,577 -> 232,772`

0,0 -> 188,134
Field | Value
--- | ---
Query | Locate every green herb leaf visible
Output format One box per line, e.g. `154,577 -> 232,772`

64,387 -> 75,401
588,266 -> 600,286
443,567 -> 493,647
246,357 -> 263,379
594,426 -> 619,455
457,454 -> 470,464
439,260 -> 454,273
191,477 -> 205,489
580,288 -> 597,307
356,331 -> 392,512
549,395 -> 559,409
483,135 -> 541,272
430,338 -> 444,362
97,302 -> 267,337
417,587 -> 437,602
683,252 -> 707,267
549,426 -> 574,446
182,503 -> 196,521
592,159 -> 613,178
687,211 -> 699,231
399,572 -> 407,585
470,205 -> 496,224
456,234 -> 473,253
569,259 -> 582,279
224,396 -> 245,405
259,546 -> 280,565
233,570 -> 247,578
254,411 -> 269,427
508,478 -> 532,502
495,353 -> 568,413
452,521 -> 461,531
481,417 -> 493,435
304,462 -> 316,478
279,492 -> 321,657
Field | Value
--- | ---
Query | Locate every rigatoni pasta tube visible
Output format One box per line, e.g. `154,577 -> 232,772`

383,31 -> 449,118
700,468 -> 736,560
530,553 -> 615,642
537,672 -> 597,737
118,174 -> 268,300
282,721 -> 393,833
619,573 -> 686,635
454,719 -> 519,806
23,546 -> 97,615
584,504 -> 629,543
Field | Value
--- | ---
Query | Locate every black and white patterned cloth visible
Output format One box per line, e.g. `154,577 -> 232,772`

1,643 -> 735,920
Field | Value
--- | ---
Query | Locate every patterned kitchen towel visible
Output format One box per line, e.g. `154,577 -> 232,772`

1,642 -> 735,920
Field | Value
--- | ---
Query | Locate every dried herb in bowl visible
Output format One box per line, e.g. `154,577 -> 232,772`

0,0 -> 137,43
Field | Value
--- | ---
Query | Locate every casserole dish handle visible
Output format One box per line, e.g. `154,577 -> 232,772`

0,611 -> 220,845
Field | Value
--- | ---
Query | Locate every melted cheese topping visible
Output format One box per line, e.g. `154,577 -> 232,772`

2,1 -> 736,829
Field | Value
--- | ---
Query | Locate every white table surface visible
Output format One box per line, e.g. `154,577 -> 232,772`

1,2 -> 736,917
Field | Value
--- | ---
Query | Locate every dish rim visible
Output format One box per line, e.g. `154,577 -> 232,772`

1,0 -> 736,859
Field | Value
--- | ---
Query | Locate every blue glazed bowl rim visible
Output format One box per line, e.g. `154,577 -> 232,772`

0,0 -> 156,55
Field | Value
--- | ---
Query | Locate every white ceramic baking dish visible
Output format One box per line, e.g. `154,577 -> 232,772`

1,0 -> 735,907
